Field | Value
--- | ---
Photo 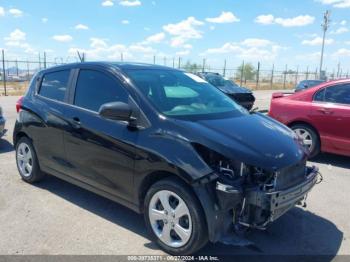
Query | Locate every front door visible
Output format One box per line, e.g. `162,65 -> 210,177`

63,68 -> 137,202
311,83 -> 350,154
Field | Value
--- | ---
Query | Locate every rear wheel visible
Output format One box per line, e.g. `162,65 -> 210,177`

15,137 -> 45,183
291,124 -> 320,158
144,178 -> 208,255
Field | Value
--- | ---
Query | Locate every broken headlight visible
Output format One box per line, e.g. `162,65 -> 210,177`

192,143 -> 276,189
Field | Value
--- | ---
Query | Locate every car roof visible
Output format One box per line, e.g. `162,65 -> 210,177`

40,62 -> 181,73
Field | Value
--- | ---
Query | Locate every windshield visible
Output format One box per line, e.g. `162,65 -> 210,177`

125,69 -> 247,118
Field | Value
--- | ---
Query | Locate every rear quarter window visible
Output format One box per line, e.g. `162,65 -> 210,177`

39,70 -> 70,102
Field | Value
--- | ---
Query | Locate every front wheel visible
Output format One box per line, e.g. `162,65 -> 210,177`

144,178 -> 208,255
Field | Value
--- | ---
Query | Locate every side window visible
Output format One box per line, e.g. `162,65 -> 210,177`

325,84 -> 350,105
39,70 -> 70,102
74,70 -> 128,112
313,88 -> 325,102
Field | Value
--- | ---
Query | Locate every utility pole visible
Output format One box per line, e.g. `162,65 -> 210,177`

319,10 -> 331,80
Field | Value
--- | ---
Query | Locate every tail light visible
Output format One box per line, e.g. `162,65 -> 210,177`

16,96 -> 24,113
272,92 -> 285,99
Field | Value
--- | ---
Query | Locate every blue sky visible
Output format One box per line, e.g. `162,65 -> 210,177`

0,0 -> 350,71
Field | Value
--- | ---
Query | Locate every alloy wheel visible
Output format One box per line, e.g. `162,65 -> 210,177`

17,142 -> 33,178
148,190 -> 192,248
294,128 -> 314,152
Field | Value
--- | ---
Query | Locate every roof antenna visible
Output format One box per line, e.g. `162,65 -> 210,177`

77,51 -> 85,63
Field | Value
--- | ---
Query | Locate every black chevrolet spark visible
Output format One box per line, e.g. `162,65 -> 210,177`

14,62 -> 319,255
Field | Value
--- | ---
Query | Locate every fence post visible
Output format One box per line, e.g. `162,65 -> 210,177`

163,57 -> 167,66
153,55 -> 156,65
295,65 -> 299,86
202,58 -> 206,73
283,64 -> 287,90
240,61 -> 244,87
306,66 -> 309,80
256,62 -> 260,90
26,60 -> 30,80
15,59 -> 19,76
270,64 -> 274,89
44,52 -> 47,69
39,53 -> 42,70
172,57 -> 175,68
223,59 -> 226,77
337,63 -> 340,78
120,53 -> 124,62
1,50 -> 7,96
178,57 -> 181,69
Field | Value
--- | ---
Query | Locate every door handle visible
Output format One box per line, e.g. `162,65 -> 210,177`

71,117 -> 81,129
317,108 -> 333,115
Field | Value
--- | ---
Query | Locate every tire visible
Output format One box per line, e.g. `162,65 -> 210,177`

15,136 -> 45,183
144,177 -> 208,255
291,124 -> 320,158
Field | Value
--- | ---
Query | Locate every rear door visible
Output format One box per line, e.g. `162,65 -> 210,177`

33,69 -> 73,173
63,66 -> 137,202
311,83 -> 350,153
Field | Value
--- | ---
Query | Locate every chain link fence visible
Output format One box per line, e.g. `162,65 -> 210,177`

1,50 -> 349,96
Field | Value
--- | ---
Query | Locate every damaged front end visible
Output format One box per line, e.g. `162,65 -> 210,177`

191,144 -> 320,244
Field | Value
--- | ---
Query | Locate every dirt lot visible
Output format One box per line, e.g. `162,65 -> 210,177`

0,92 -> 349,258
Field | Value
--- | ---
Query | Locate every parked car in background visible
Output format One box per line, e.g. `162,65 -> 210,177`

13,62 -> 318,255
0,105 -> 6,138
295,80 -> 325,92
269,79 -> 350,158
197,72 -> 256,110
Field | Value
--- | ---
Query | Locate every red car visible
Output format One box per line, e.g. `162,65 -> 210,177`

269,79 -> 350,158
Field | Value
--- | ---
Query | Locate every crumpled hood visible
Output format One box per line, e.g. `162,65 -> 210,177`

174,113 -> 306,171
217,84 -> 252,94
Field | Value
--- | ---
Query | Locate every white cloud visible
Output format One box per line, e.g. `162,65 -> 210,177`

255,14 -> 275,25
317,0 -> 350,8
42,17 -> 48,23
163,17 -> 204,48
121,20 -> 130,24
145,32 -> 165,43
9,8 -> 23,17
296,52 -> 322,61
75,24 -> 89,30
0,7 -> 5,16
5,29 -> 26,43
332,48 -> 350,57
340,20 -> 347,25
201,38 -> 282,61
68,38 -> 156,61
3,29 -> 36,54
119,0 -> 141,7
302,36 -> 334,46
206,11 -> 240,24
255,14 -> 315,27
102,0 -> 114,7
52,35 -> 73,42
90,38 -> 108,48
241,38 -> 273,47
331,27 -> 349,34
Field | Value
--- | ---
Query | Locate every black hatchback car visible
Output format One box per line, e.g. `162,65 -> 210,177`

14,62 -> 318,255
197,72 -> 255,110
0,105 -> 6,138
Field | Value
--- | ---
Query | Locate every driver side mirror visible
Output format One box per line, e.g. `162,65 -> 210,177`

99,102 -> 133,122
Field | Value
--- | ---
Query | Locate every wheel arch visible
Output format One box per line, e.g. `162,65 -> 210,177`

14,131 -> 32,146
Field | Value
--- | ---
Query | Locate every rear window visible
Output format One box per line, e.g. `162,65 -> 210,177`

39,70 -> 70,102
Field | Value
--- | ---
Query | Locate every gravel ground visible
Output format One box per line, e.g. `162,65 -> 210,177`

0,92 -> 349,258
